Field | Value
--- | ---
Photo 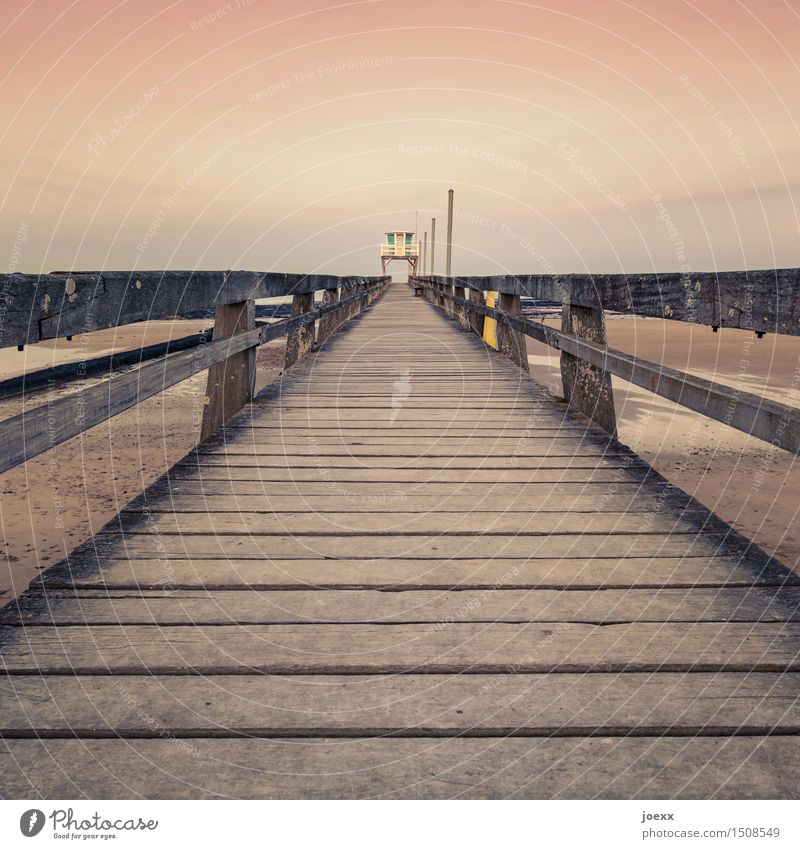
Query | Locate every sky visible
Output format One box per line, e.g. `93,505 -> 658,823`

1,0 -> 798,277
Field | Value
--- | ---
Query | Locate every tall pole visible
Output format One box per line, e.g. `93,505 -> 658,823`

430,217 -> 436,275
422,231 -> 428,275
445,189 -> 454,276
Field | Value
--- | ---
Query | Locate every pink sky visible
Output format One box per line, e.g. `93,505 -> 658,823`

1,0 -> 798,276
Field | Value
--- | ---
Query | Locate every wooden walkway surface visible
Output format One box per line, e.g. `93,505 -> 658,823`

1,282 -> 799,799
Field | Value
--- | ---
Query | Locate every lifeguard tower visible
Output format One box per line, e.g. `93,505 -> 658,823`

380,230 -> 419,275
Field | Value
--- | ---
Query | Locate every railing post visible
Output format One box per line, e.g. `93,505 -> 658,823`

496,291 -> 529,372
468,287 -> 485,337
284,291 -> 315,368
201,299 -> 256,441
444,282 -> 456,319
560,290 -> 617,436
316,286 -> 339,345
453,284 -> 470,329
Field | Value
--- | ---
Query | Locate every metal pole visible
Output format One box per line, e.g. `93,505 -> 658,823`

422,231 -> 428,275
445,189 -> 454,276
431,218 -> 436,275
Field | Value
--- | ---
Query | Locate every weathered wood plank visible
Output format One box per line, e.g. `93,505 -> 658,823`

126,492 -> 685,513
1,622 -> 798,674
200,300 -> 256,440
1,673 -> 797,737
111,509 -> 711,536
5,587 -> 799,625
2,736 -> 798,798
32,554 -> 791,591
91,532 -> 744,561
167,469 -> 653,485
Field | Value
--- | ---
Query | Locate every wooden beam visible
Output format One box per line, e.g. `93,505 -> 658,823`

0,271 -> 388,349
497,292 -> 529,373
316,287 -> 340,345
284,293 -> 316,368
560,296 -> 616,436
200,301 -> 256,441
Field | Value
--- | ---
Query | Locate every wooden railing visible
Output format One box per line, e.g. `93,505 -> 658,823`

411,270 -> 800,455
0,271 -> 390,473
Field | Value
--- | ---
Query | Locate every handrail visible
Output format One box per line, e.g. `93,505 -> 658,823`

417,269 -> 800,336
0,279 -> 388,474
0,270 -> 388,349
412,275 -> 800,455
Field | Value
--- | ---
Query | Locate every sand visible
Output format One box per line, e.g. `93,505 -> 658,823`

527,316 -> 800,572
1,313 -> 797,602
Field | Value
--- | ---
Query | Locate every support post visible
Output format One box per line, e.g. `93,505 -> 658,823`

284,291 -> 315,368
201,299 -> 256,441
444,282 -> 455,319
560,294 -> 617,436
468,287 -> 485,337
422,231 -> 427,275
453,284 -> 470,329
445,189 -> 454,275
496,292 -> 529,372
430,218 -> 436,275
316,286 -> 340,345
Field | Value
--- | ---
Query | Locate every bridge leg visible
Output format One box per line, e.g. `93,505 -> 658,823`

496,292 -> 529,372
316,286 -> 339,345
444,283 -> 455,319
468,288 -> 485,337
560,299 -> 617,437
453,285 -> 471,330
201,299 -> 256,441
284,291 -> 315,369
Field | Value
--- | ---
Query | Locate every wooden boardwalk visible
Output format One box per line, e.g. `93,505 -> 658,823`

1,282 -> 799,799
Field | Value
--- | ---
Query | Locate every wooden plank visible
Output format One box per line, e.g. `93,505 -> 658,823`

90,532 -> 741,561
1,622 -> 798,674
35,555 -> 787,591
2,736 -> 798,798
1,672 -> 798,737
165,467 -> 676,484
5,587 -> 800,625
176,455 -> 644,469
200,300 -> 256,441
127,490 -> 688,513
112,509 -> 711,536
193,446 -> 628,460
